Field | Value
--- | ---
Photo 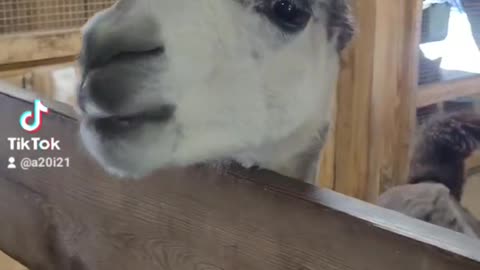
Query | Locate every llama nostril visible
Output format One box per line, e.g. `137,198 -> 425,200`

80,0 -> 164,69
151,46 -> 165,55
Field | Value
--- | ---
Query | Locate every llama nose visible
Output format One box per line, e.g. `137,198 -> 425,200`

81,0 -> 164,69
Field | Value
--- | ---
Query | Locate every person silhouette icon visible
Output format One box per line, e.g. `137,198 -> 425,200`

8,157 -> 16,169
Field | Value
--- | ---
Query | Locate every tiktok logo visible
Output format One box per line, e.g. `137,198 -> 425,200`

19,99 -> 49,134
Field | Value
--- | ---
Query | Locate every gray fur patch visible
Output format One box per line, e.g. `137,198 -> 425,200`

325,0 -> 354,51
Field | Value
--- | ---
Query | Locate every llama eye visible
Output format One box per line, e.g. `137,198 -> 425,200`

268,0 -> 311,33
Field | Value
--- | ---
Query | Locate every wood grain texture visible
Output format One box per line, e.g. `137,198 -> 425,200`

369,0 -> 421,198
333,26 -> 371,200
417,76 -> 480,108
0,87 -> 479,270
332,0 -> 421,201
0,30 -> 81,66
0,251 -> 27,270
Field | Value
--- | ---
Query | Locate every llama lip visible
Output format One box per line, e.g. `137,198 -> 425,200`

90,105 -> 176,135
83,46 -> 165,70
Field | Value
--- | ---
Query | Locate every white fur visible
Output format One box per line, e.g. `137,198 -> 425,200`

79,0 -> 343,182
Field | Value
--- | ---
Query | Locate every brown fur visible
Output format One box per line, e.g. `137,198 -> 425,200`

378,112 -> 480,237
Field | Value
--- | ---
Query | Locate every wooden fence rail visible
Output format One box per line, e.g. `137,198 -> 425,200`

0,84 -> 479,270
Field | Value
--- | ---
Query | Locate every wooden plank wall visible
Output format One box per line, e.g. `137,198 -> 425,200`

0,84 -> 480,270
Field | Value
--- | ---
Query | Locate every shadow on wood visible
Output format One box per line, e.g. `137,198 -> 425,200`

0,84 -> 479,270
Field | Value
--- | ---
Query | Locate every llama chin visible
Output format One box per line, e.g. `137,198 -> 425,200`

77,0 -> 354,182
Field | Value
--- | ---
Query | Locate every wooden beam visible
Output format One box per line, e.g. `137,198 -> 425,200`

370,0 -> 422,198
333,0 -> 421,201
0,30 -> 81,66
0,84 -> 480,270
417,76 -> 480,108
332,41 -> 371,199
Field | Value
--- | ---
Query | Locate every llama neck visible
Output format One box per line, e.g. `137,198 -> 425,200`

233,118 -> 329,184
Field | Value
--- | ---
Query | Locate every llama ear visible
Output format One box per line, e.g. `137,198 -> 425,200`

327,0 -> 355,52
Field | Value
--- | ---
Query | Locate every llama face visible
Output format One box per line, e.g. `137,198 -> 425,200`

78,0 -> 353,179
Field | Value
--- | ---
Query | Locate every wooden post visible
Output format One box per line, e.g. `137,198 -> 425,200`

321,0 -> 422,202
317,94 -> 337,189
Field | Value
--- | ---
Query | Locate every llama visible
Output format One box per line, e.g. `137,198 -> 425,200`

77,0 -> 354,182
378,112 -> 480,237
